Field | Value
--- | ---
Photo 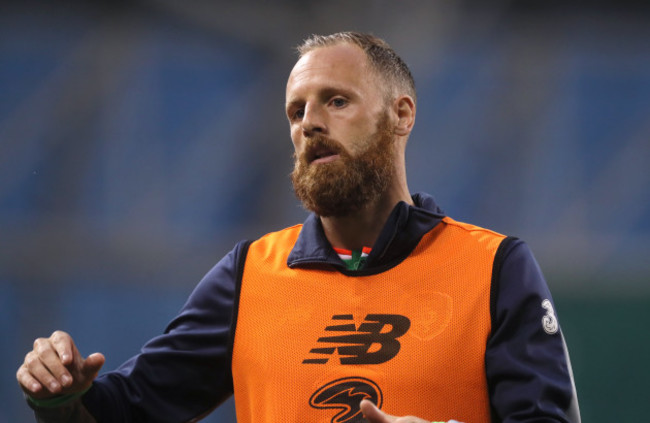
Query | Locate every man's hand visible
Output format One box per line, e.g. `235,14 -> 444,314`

360,399 -> 432,423
16,330 -> 105,400
360,400 -> 464,423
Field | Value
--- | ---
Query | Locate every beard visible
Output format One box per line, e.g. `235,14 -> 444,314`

291,112 -> 396,217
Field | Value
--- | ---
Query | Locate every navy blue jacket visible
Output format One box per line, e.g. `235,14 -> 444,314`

36,193 -> 579,422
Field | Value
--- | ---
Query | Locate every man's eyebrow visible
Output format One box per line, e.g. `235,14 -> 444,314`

285,99 -> 303,112
319,86 -> 356,99
286,86 -> 357,106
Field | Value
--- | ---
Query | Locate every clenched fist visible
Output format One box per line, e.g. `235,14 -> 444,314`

16,330 -> 105,400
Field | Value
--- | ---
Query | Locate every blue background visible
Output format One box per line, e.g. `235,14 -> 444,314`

1,1 -> 649,421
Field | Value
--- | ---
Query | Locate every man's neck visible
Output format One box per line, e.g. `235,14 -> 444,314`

320,189 -> 413,251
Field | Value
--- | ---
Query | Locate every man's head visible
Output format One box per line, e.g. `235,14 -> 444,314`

286,32 -> 416,217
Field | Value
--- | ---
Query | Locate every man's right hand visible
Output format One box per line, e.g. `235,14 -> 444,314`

16,330 -> 105,400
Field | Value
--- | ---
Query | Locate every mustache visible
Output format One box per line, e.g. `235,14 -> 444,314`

296,134 -> 348,163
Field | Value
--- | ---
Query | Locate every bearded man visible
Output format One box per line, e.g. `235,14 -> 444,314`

18,32 -> 580,423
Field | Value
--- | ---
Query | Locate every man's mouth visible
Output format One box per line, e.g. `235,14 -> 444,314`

307,146 -> 340,164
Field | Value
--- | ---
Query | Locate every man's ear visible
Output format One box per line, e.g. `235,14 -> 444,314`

392,95 -> 416,136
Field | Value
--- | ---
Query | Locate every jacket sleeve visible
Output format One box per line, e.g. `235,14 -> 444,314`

485,238 -> 581,423
29,398 -> 97,423
71,240 -> 250,423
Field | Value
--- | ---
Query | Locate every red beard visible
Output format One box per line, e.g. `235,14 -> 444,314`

291,113 -> 395,217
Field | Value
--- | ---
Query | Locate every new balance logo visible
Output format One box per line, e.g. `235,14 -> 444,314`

303,314 -> 411,365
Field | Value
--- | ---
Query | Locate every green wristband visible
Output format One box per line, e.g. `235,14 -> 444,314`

27,386 -> 90,408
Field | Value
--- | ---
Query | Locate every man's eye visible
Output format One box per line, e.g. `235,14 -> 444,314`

293,109 -> 304,120
331,98 -> 347,107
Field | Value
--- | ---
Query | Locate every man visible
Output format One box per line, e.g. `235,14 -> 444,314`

17,32 -> 580,423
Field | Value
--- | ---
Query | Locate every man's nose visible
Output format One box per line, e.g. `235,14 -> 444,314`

301,104 -> 327,136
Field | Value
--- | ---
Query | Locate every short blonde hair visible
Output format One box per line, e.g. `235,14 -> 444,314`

297,31 -> 416,103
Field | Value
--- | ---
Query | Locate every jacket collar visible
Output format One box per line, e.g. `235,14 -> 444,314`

287,192 -> 445,272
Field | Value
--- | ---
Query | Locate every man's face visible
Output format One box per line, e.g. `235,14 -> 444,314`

286,43 -> 397,216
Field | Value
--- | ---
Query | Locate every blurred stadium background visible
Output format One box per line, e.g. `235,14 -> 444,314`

1,0 -> 649,421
